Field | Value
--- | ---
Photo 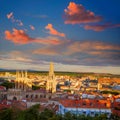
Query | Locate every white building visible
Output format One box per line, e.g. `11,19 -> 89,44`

58,99 -> 111,117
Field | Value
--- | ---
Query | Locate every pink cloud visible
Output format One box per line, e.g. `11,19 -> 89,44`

16,20 -> 23,26
5,28 -> 31,44
4,28 -> 62,45
29,25 -> 35,30
67,41 -> 120,55
84,23 -> 120,31
35,36 -> 62,45
33,47 -> 59,56
45,23 -> 65,37
6,12 -> 23,26
7,12 -> 13,19
64,2 -> 102,24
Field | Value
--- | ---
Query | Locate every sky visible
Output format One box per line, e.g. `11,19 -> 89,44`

0,0 -> 120,74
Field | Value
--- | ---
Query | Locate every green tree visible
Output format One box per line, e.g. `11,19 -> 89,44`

25,104 -> 39,120
0,108 -> 13,120
17,111 -> 26,120
1,81 -> 15,89
63,112 -> 76,120
39,108 -> 54,120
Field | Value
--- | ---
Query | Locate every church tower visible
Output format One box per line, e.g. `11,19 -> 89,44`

15,70 -> 31,91
46,62 -> 56,93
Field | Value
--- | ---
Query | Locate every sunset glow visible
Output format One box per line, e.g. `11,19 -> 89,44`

0,0 -> 120,74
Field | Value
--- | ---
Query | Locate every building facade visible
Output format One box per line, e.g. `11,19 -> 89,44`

58,99 -> 111,117
15,70 -> 32,91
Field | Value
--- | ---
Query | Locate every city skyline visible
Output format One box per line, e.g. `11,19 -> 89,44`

0,0 -> 120,74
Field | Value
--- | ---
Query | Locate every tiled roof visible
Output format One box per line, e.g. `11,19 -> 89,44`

0,104 -> 11,110
11,101 -> 27,110
26,98 -> 48,102
0,86 -> 6,90
112,101 -> 120,116
59,99 -> 111,109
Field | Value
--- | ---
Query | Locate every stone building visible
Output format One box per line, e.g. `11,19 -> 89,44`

7,62 -> 57,101
46,62 -> 56,93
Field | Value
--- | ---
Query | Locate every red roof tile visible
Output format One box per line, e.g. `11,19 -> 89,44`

59,99 -> 111,109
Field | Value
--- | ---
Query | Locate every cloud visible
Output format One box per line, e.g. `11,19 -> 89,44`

0,47 -> 120,73
29,25 -> 35,30
45,23 -> 65,37
36,36 -> 63,45
67,41 -> 120,55
16,20 -> 23,26
32,39 -> 120,66
64,2 -> 102,24
84,23 -> 120,31
0,50 -> 32,63
4,28 -> 63,45
26,14 -> 48,19
6,12 -> 23,26
33,47 -> 59,56
7,12 -> 13,19
32,39 -> 70,56
5,28 -> 32,44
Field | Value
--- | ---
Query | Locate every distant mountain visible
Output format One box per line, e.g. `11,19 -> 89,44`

0,68 -> 16,72
0,68 -> 41,72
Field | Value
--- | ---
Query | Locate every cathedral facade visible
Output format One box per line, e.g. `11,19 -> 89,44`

6,62 -> 57,101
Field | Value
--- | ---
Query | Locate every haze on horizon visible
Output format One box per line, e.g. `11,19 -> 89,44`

0,0 -> 120,74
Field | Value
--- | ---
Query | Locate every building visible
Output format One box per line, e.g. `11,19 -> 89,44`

58,98 -> 111,117
112,98 -> 120,117
46,62 -> 56,93
15,70 -> 32,91
6,63 -> 57,104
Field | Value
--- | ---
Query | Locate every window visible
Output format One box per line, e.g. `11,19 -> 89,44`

35,95 -> 38,98
83,111 -> 86,115
26,95 -> 28,98
83,102 -> 86,105
31,94 -> 33,98
40,95 -> 42,98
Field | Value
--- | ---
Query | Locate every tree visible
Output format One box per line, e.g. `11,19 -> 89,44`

0,108 -> 13,120
39,108 -> 54,120
1,81 -> 15,89
25,104 -> 39,120
63,112 -> 76,120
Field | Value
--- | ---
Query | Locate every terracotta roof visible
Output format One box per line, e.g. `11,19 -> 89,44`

0,104 -> 11,110
11,101 -> 27,110
50,97 -> 60,101
26,98 -> 48,102
39,104 -> 58,113
59,99 -> 111,109
112,101 -> 120,116
0,86 -> 6,90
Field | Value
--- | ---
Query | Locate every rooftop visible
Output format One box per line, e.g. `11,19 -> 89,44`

59,99 -> 111,109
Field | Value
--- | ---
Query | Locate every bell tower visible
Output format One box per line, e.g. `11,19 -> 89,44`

15,70 -> 31,91
46,62 -> 56,93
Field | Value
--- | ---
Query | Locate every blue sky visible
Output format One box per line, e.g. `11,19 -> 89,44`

0,0 -> 120,74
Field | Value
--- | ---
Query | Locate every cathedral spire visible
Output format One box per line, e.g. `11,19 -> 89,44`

49,62 -> 54,76
46,62 -> 56,93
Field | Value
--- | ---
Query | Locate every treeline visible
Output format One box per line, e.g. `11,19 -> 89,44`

1,71 -> 120,78
0,104 -> 120,120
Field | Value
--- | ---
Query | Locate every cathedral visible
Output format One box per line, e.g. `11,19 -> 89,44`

6,62 -> 57,101
46,62 -> 56,93
15,70 -> 32,91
